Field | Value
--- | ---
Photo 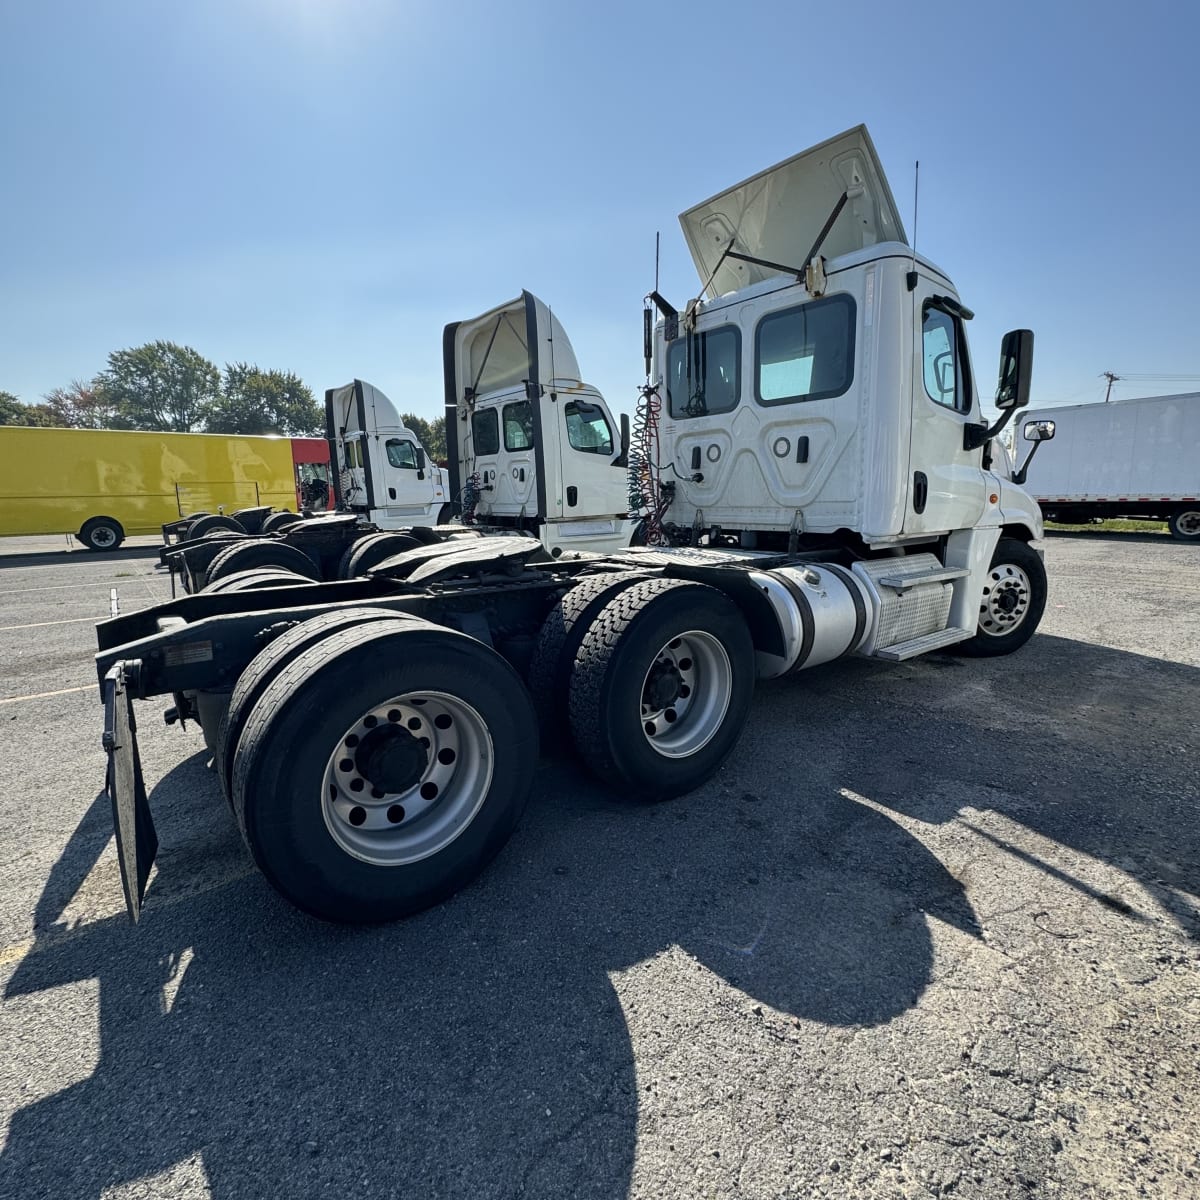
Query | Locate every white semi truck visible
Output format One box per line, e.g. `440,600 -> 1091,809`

1020,392 -> 1200,540
329,319 -> 636,556
96,125 -> 1054,926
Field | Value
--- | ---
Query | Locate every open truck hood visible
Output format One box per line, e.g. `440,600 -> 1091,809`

451,291 -> 581,400
680,125 -> 907,299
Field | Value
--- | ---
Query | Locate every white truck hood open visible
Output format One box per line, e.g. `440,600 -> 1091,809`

679,125 -> 908,299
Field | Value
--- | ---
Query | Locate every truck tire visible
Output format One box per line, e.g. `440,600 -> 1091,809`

205,540 -> 321,586
527,571 -> 646,742
437,504 -> 453,525
231,620 -> 539,922
202,567 -> 314,594
187,514 -> 247,540
337,532 -> 423,580
1167,506 -> 1200,541
214,607 -> 406,804
954,536 -> 1048,657
261,510 -> 303,534
78,517 -> 124,552
568,578 -> 755,800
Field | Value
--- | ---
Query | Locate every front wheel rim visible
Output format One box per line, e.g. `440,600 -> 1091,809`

321,691 -> 494,866
639,630 -> 732,758
979,563 -> 1032,637
90,526 -> 117,548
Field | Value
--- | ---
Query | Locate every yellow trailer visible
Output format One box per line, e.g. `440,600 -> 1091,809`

0,426 -> 301,550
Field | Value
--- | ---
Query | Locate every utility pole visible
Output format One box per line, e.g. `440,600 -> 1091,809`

1102,371 -> 1120,402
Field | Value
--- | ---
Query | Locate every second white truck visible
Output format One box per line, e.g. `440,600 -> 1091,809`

1020,392 -> 1200,540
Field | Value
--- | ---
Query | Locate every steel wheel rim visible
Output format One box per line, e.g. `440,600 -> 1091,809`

321,690 -> 494,866
639,630 -> 732,758
980,562 -> 1032,637
90,525 -> 117,548
1177,510 -> 1200,536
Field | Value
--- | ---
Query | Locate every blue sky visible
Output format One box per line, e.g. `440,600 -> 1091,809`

2,0 -> 1197,422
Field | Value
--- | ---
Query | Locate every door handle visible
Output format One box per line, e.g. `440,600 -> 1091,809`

913,472 -> 928,514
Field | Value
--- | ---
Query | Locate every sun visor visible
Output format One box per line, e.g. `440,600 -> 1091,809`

679,125 -> 907,299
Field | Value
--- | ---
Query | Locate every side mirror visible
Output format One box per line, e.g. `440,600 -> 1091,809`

1012,417 -> 1055,485
617,412 -> 630,468
416,447 -> 426,479
1023,419 -> 1055,443
995,329 -> 1034,411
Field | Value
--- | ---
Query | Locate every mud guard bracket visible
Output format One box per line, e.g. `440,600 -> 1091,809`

102,661 -> 158,922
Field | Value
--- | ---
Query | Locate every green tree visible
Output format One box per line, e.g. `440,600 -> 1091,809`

99,341 -> 220,431
401,412 -> 447,461
42,379 -> 123,429
205,363 -> 322,435
0,391 -> 57,426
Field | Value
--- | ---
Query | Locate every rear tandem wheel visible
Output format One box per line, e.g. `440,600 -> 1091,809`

231,619 -> 539,922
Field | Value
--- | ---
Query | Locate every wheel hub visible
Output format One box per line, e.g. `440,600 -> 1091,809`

354,725 -> 428,794
645,661 -> 683,709
321,691 -> 494,866
979,562 -> 1032,637
639,631 -> 733,759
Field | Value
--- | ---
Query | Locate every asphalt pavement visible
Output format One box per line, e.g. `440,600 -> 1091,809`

0,531 -> 1196,1199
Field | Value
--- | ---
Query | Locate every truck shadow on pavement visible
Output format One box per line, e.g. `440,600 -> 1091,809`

3,729 -> 982,1196
3,633 -> 1194,1198
0,545 -> 166,572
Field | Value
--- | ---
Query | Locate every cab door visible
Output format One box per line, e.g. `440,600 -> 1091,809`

378,436 -> 435,518
469,396 -> 538,519
904,285 -> 987,535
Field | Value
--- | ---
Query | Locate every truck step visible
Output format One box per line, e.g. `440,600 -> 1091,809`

876,566 -> 969,591
874,626 -> 973,661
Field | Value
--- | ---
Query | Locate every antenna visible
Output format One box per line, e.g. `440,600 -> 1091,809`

906,160 -> 920,292
655,231 -> 660,295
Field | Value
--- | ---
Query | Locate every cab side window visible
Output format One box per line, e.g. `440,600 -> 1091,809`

564,401 -> 613,454
922,304 -> 973,413
503,400 -> 535,451
385,439 -> 418,469
473,408 -> 500,456
755,294 -> 855,406
666,327 -> 740,419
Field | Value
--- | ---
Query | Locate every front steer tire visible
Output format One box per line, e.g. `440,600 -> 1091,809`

954,536 -> 1048,658
568,578 -> 755,800
232,620 -> 538,923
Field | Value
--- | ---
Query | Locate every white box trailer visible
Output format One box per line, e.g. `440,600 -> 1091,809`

1022,393 -> 1200,540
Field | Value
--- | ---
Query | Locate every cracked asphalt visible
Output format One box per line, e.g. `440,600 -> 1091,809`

0,531 -> 1196,1199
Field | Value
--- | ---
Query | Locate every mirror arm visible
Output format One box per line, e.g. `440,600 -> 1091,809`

1011,440 -> 1045,486
963,406 -> 1018,452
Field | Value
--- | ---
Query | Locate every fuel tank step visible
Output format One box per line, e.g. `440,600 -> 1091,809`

876,566 -> 969,591
874,626 -> 973,661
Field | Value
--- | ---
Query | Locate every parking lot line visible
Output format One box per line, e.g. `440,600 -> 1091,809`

0,684 -> 95,705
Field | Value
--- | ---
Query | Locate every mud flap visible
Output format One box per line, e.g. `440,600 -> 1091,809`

102,663 -> 158,922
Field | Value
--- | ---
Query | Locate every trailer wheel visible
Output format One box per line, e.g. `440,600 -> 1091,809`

78,517 -> 124,552
337,532 -> 423,580
187,514 -> 247,540
568,578 -> 755,800
232,620 -> 538,922
527,571 -> 646,741
955,537 -> 1047,657
214,608 -> 406,804
205,540 -> 321,586
1167,507 -> 1200,541
261,510 -> 303,534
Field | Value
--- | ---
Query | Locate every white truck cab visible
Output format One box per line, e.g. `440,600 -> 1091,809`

444,292 -> 637,556
325,380 -> 451,527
